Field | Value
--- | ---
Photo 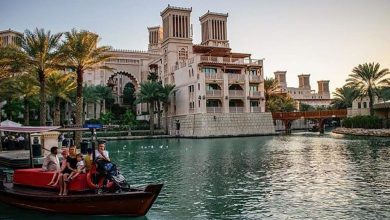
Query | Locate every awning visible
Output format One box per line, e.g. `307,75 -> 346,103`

0,120 -> 22,127
0,126 -> 61,133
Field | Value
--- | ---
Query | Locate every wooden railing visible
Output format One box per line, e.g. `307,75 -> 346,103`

272,109 -> 348,120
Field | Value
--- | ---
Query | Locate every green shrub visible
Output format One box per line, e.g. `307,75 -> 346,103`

343,115 -> 382,129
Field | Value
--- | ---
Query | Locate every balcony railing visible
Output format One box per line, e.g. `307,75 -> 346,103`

249,91 -> 262,98
249,75 -> 262,82
229,107 -> 244,113
244,59 -> 263,66
229,90 -> 244,97
250,107 -> 261,113
207,107 -> 223,113
205,73 -> 223,80
228,74 -> 245,82
200,56 -> 244,64
206,90 -> 223,97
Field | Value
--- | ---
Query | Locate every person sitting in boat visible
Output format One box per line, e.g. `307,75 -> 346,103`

47,148 -> 69,186
67,153 -> 86,182
41,147 -> 60,172
58,145 -> 78,196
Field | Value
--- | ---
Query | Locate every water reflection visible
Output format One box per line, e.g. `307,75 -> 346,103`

1,133 -> 389,219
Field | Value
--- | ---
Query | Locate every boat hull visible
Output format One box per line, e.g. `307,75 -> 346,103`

0,183 -> 163,216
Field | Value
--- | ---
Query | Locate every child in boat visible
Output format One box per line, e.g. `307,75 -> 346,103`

48,148 -> 69,186
67,153 -> 86,181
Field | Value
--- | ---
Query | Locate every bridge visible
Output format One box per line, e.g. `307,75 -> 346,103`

272,109 -> 348,134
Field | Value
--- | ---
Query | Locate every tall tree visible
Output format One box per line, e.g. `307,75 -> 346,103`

21,28 -> 63,125
10,74 -> 39,125
94,85 -> 114,116
158,84 -> 175,135
346,62 -> 390,115
264,77 -> 280,101
83,85 -> 100,120
59,29 -> 113,145
46,71 -> 76,126
136,81 -> 160,135
331,86 -> 359,109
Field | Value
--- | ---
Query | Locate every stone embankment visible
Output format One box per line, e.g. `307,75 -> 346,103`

332,127 -> 390,137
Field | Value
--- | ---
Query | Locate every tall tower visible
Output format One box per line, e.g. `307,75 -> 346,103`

160,5 -> 193,84
147,26 -> 163,53
199,11 -> 229,48
317,80 -> 330,98
274,71 -> 287,93
0,29 -> 22,47
298,74 -> 311,90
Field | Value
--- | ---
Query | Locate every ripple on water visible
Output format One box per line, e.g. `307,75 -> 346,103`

1,134 -> 390,219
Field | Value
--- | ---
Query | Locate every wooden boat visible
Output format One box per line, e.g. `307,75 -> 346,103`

0,125 -> 163,216
0,181 -> 163,216
0,168 -> 163,216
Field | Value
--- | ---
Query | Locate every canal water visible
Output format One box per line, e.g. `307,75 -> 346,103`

0,132 -> 389,219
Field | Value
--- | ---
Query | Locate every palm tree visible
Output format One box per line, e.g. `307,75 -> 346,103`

264,77 -> 280,100
346,62 -> 390,115
331,86 -> 359,109
0,45 -> 28,80
59,29 -> 113,144
94,85 -> 114,116
46,71 -> 76,126
10,74 -> 39,125
158,84 -> 175,135
137,81 -> 160,135
83,85 -> 100,120
21,28 -> 63,125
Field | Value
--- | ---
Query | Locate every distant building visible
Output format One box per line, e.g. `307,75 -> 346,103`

274,71 -> 331,109
0,29 -> 22,47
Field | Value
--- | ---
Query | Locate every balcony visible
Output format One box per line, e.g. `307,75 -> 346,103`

228,74 -> 245,83
249,91 -> 262,98
229,107 -> 244,113
229,90 -> 244,97
249,75 -> 262,83
205,73 -> 223,81
207,107 -> 223,113
206,90 -> 223,97
244,59 -> 263,66
250,107 -> 262,113
200,56 -> 244,65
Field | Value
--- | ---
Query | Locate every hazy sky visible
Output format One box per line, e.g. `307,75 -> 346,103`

1,0 -> 389,93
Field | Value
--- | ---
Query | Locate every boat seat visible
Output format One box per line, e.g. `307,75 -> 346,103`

13,168 -> 90,192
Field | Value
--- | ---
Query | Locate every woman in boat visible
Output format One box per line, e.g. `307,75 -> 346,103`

47,148 -> 69,186
41,147 -> 60,172
58,145 -> 78,196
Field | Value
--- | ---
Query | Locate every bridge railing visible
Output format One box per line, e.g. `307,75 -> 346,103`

272,109 -> 348,120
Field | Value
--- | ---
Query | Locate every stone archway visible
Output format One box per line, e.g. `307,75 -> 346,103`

107,71 -> 140,106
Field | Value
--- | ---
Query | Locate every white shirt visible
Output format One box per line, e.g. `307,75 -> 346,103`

42,154 -> 60,171
76,160 -> 86,173
95,150 -> 110,161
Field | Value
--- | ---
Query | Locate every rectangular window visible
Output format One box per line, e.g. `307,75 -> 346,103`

202,67 -> 217,74
358,102 -> 361,109
363,102 -> 367,108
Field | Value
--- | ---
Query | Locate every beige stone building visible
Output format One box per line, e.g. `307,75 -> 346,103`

274,71 -> 332,109
2,5 -> 276,136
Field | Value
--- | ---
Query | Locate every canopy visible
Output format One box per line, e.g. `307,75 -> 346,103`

0,120 -> 22,127
0,126 -> 61,133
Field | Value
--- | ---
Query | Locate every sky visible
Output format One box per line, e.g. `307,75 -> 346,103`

1,0 -> 390,93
